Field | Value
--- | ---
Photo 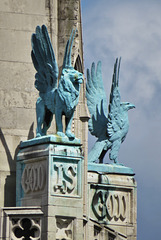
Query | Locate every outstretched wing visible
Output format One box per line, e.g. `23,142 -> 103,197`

107,58 -> 123,141
31,25 -> 59,93
86,61 -> 108,138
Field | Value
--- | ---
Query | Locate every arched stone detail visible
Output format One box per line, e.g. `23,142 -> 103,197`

74,54 -> 83,73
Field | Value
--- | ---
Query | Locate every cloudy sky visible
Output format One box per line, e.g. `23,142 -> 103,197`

81,0 -> 161,239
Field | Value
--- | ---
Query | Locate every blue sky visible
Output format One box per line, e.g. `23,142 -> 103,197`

81,0 -> 161,239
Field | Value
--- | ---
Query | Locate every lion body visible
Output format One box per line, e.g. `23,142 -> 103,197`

36,68 -> 83,139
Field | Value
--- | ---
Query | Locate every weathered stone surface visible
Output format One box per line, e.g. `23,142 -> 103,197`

0,90 -> 37,109
0,62 -> 35,92
16,140 -> 83,205
88,163 -> 134,175
0,0 -> 89,210
1,0 -> 46,15
87,171 -> 137,240
0,0 -> 54,210
16,140 -> 84,239
0,207 -> 43,239
0,12 -> 47,32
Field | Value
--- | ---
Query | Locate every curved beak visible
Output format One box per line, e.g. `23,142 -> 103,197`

75,73 -> 83,84
128,103 -> 135,110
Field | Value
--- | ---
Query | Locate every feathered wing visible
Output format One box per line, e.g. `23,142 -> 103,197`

62,28 -> 77,69
107,58 -> 123,143
86,61 -> 108,139
31,25 -> 59,93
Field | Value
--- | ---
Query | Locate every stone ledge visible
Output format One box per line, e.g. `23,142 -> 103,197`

88,163 -> 134,175
20,134 -> 81,149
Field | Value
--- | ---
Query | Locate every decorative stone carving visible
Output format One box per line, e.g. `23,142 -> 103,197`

11,217 -> 41,240
51,156 -> 82,197
16,140 -> 84,238
54,163 -> 77,194
0,207 -> 43,240
56,217 -> 74,240
21,162 -> 46,194
106,193 -> 126,221
88,171 -> 136,239
92,189 -> 108,220
91,187 -> 129,223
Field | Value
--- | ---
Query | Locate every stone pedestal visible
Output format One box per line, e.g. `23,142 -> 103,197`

87,163 -> 137,240
16,135 -> 84,240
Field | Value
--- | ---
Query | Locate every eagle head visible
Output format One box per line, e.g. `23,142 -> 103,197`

121,102 -> 135,111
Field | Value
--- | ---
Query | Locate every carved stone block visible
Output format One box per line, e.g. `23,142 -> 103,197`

91,185 -> 131,224
88,171 -> 137,239
16,156 -> 47,206
0,207 -> 43,240
15,137 -> 84,239
51,157 -> 82,197
21,160 -> 46,194
16,136 -> 83,207
56,217 -> 74,240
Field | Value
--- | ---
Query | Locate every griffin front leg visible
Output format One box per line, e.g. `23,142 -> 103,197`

55,108 -> 65,137
65,112 -> 75,139
36,97 -> 45,137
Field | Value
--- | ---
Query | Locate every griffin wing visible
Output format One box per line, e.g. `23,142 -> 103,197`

31,25 -> 59,93
86,61 -> 108,138
107,58 -> 123,141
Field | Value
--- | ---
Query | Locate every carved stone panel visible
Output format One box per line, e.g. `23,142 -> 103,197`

56,217 -> 74,240
51,157 -> 82,197
21,162 -> 46,194
11,217 -> 41,240
16,157 -> 47,206
90,185 -> 132,225
0,207 -> 43,240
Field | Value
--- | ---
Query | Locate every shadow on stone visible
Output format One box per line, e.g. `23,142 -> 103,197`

0,128 -> 19,206
27,122 -> 35,140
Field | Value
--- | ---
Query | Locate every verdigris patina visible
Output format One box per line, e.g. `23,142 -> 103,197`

31,25 -> 83,139
86,58 -> 135,164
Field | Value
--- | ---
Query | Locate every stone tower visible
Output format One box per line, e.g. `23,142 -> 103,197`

0,0 -> 88,208
0,1 -> 137,239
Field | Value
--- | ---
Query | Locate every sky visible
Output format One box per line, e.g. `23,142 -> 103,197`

81,0 -> 161,239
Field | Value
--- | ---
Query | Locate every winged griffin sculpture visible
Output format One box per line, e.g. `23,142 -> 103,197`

86,58 -> 135,164
31,25 -> 83,139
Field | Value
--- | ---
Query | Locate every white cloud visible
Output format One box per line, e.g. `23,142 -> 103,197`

82,0 -> 161,107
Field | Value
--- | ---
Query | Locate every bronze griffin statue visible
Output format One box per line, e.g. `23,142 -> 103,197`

86,58 -> 135,164
31,25 -> 83,139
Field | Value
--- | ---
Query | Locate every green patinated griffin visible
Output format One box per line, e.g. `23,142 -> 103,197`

86,58 -> 135,164
31,25 -> 83,139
